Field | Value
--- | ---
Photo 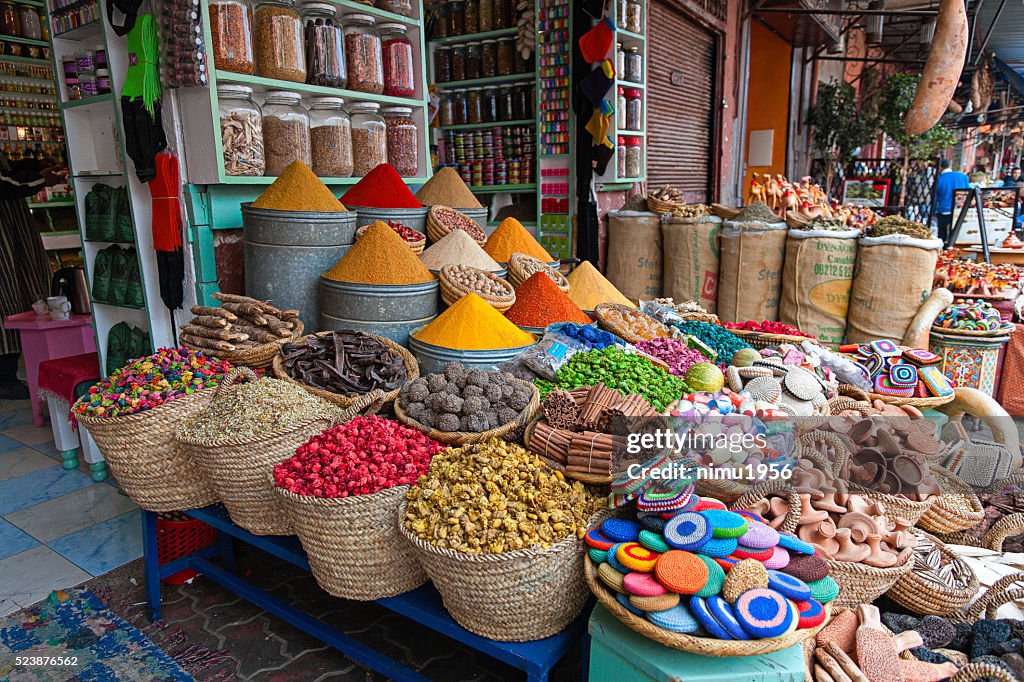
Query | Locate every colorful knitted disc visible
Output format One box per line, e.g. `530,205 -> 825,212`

733,545 -> 775,561
690,596 -> 733,640
771,607 -> 800,638
714,556 -> 738,571
606,543 -> 630,574
734,588 -> 796,638
602,519 -> 642,543
700,510 -> 749,538
655,550 -> 709,595
699,537 -> 739,558
707,596 -> 750,640
588,548 -> 608,564
777,532 -> 815,555
796,598 -> 826,629
807,576 -> 840,604
693,496 -> 728,512
624,571 -> 668,597
597,563 -> 627,595
646,603 -> 700,634
694,554 -> 727,598
764,546 -> 791,569
640,514 -> 668,533
737,521 -> 780,550
639,529 -> 670,554
663,512 -> 713,551
617,592 -> 646,616
585,528 -> 616,551
781,554 -> 829,583
767,570 -> 812,601
733,509 -> 768,524
630,592 -> 680,612
618,543 -> 659,573
638,480 -> 695,512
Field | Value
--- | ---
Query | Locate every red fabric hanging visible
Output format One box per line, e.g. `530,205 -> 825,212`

150,153 -> 181,251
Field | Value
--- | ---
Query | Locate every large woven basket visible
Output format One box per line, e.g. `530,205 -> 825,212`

938,511 -> 1024,552
728,479 -> 802,532
867,391 -> 954,408
825,556 -> 913,608
853,486 -> 935,527
951,572 -> 1024,625
646,196 -> 684,215
949,663 -> 1018,682
394,379 -> 540,445
594,303 -> 671,343
270,331 -> 416,409
355,223 -> 425,254
918,464 -> 985,534
399,504 -> 609,641
726,327 -> 816,350
426,205 -> 487,246
276,484 -> 427,600
75,389 -> 219,512
507,253 -> 570,291
887,531 -> 979,616
183,320 -> 304,369
711,203 -> 742,220
584,559 -> 829,656
439,265 -> 515,311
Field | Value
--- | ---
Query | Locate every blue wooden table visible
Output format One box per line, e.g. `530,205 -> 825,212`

142,506 -> 587,681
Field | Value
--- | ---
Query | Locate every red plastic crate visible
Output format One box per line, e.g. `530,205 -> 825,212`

156,512 -> 217,584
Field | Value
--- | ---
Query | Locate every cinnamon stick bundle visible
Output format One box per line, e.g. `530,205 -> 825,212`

568,387 -> 590,406
567,431 -> 627,475
542,390 -> 580,430
529,421 -> 573,464
579,383 -> 620,430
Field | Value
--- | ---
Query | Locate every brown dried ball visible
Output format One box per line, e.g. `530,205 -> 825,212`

436,413 -> 461,432
405,379 -> 429,404
426,374 -> 447,393
722,559 -> 769,603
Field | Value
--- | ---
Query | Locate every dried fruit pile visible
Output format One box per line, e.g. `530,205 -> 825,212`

280,331 -> 407,397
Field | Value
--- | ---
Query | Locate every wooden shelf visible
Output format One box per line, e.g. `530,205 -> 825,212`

433,28 -> 517,44
1,35 -> 50,47
322,0 -> 421,25
0,54 -> 52,65
28,199 -> 75,207
618,80 -> 645,89
436,73 -> 533,89
438,118 -> 535,130
469,183 -> 536,193
61,93 -> 113,110
216,174 -> 424,185
618,28 -> 645,42
215,71 -> 426,107
52,20 -> 104,42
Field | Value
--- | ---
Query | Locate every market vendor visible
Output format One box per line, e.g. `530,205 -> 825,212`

932,159 -> 970,242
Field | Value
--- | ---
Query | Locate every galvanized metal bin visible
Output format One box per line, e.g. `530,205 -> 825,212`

407,328 -> 537,375
351,206 -> 429,234
319,278 -> 439,346
242,203 -> 357,332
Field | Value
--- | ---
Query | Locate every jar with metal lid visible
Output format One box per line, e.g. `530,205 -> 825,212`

478,0 -> 493,31
460,42 -> 479,81
38,8 -> 46,40
482,86 -> 498,123
451,44 -> 466,81
0,2 -> 19,36
624,0 -> 642,32
467,88 -> 483,124
375,0 -> 412,17
218,84 -> 264,176
433,3 -> 448,38
452,88 -> 468,125
514,48 -> 530,74
624,88 -> 642,131
435,45 -> 451,82
464,0 -> 479,33
497,85 -> 514,121
625,136 -> 642,177
254,0 -> 305,81
496,36 -> 514,76
382,106 -> 418,177
615,42 -> 624,77
349,101 -> 386,176
616,137 -> 626,178
438,91 -> 454,126
480,39 -> 496,78
210,0 -> 254,74
344,14 -> 383,93
380,23 -> 414,97
309,96 -> 352,177
303,2 -> 345,87
448,0 -> 464,35
18,5 -> 39,39
624,46 -> 642,83
616,86 -> 625,129
493,0 -> 508,28
512,83 -> 530,120
262,90 -> 310,175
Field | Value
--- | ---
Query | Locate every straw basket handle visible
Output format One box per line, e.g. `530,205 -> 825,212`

950,662 -> 1019,682
333,389 -> 386,425
214,366 -> 260,399
796,432 -> 850,479
963,571 -> 1024,622
982,513 -> 1024,552
730,479 -> 802,535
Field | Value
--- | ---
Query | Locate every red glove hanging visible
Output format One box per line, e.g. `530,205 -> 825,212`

150,153 -> 181,252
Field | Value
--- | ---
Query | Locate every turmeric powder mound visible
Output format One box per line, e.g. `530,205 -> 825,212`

252,160 -> 347,212
484,218 -> 553,262
323,222 -> 434,284
413,293 -> 535,350
566,261 -> 635,310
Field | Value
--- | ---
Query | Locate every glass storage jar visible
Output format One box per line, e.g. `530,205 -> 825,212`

497,85 -> 514,121
344,14 -> 383,93
493,0 -> 508,28
624,136 -> 642,177
438,91 -> 454,126
615,42 -> 624,77
452,88 -> 468,125
435,45 -> 451,82
382,106 -> 417,177
450,44 -> 466,81
478,0 -> 494,31
512,83 -> 530,120
375,0 -> 412,17
350,101 -> 386,177
616,86 -> 625,129
465,41 -> 481,80
616,136 -> 626,178
254,0 -> 305,82
309,96 -> 352,177
18,5 -> 39,39
380,23 -> 414,97
262,90 -> 310,175
624,88 -> 642,131
433,3 -> 448,38
482,86 -> 498,123
624,46 -> 642,83
467,88 -> 483,124
303,2 -> 345,87
625,0 -> 642,32
0,2 -> 19,36
448,0 -> 464,35
496,36 -> 514,76
210,0 -> 254,74
218,84 -> 264,176
463,0 -> 479,33
480,39 -> 496,78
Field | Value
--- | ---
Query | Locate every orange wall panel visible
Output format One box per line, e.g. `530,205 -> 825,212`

743,22 -> 792,202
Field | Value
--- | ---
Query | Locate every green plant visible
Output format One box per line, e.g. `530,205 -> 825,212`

808,79 -> 875,192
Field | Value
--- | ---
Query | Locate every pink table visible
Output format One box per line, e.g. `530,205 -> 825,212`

3,311 -> 96,427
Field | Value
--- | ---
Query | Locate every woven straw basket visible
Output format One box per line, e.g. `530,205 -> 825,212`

399,504 -> 609,641
918,464 -> 985,534
507,253 -> 570,291
949,663 -> 1018,682
183,320 -> 305,369
646,196 -> 684,215
426,206 -> 487,246
585,559 -> 829,656
727,479 -> 802,533
887,531 -> 979,616
271,331 -> 417,409
825,556 -> 913,608
854,487 -> 935,527
355,224 -> 425,254
727,327 -> 816,350
938,511 -> 1024,552
276,484 -> 427,600
594,302 -> 671,344
952,572 -> 1024,625
867,391 -> 955,409
75,389 -> 219,512
439,265 -> 516,311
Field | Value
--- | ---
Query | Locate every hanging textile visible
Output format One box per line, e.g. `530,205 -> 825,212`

120,14 -> 166,182
150,153 -> 184,310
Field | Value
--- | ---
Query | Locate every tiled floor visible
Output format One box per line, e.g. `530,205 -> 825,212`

0,396 -> 140,617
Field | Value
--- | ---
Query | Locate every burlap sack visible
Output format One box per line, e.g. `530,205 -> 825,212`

606,211 -> 662,300
846,235 -> 943,344
662,215 -> 722,313
717,221 -> 788,323
779,228 -> 859,346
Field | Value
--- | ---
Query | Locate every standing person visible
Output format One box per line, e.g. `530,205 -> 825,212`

932,159 -> 970,243
0,155 -> 67,398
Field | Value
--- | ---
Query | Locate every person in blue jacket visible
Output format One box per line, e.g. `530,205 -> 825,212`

932,159 -> 970,242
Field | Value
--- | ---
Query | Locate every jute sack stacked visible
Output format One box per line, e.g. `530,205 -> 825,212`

846,234 -> 943,344
605,210 -> 663,301
661,214 -> 722,314
717,219 -> 788,323
779,227 -> 859,346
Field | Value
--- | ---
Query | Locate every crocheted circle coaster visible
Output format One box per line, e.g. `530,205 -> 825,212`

663,512 -> 713,551
646,603 -> 700,634
694,554 -> 727,598
588,548 -> 608,564
639,529 -> 671,554
624,571 -> 668,597
700,510 -> 749,538
707,596 -> 750,640
638,480 -> 695,512
777,532 -> 815,555
807,576 -> 840,604
598,563 -> 627,594
602,519 -> 642,543
640,514 -> 668,533
781,553 -> 829,583
655,550 -> 709,595
734,588 -> 796,638
690,596 -> 733,640
796,598 -> 826,629
771,609 -> 800,639
618,543 -> 659,573
714,556 -> 738,571
630,592 -> 680,613
700,537 -> 739,558
737,521 -> 780,550
617,592 -> 646,616
606,543 -> 630,574
585,529 -> 616,551
767,570 -> 812,601
721,559 -> 769,603
733,545 -> 775,561
764,545 -> 791,570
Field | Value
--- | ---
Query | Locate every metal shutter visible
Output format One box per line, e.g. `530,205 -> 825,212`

647,0 -> 717,202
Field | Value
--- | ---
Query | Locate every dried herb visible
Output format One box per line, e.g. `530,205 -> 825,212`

281,331 -> 407,397
734,201 -> 780,223
868,215 -> 932,240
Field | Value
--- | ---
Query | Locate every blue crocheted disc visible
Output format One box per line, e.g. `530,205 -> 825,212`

700,509 -> 749,538
606,543 -> 630,573
602,519 -> 642,543
639,529 -> 670,554
767,570 -> 812,601
707,596 -> 750,640
617,592 -> 646,616
588,548 -> 608,564
699,536 -> 739,558
646,603 -> 700,634
689,596 -> 733,640
737,521 -> 780,549
734,588 -> 795,638
663,512 -> 713,551
777,532 -> 815,555
796,598 -> 826,629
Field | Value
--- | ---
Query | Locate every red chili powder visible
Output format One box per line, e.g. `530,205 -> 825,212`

505,272 -> 593,327
341,164 -> 422,208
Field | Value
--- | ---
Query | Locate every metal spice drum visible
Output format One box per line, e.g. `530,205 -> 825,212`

319,279 -> 439,346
